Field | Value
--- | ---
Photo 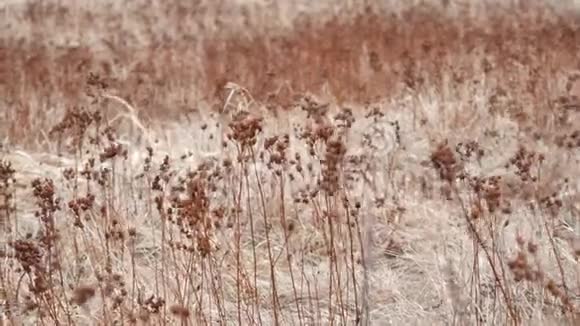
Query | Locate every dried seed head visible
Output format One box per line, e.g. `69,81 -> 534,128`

72,285 -> 96,305
527,242 -> 538,254
431,141 -> 458,183
170,304 -> 191,319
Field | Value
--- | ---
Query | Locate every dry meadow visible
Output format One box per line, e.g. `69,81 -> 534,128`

1,0 -> 580,325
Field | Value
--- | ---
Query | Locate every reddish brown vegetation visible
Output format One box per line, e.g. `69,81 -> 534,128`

2,2 -> 580,145
203,3 -> 580,104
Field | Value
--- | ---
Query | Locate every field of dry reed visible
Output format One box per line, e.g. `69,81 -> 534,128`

1,0 -> 579,325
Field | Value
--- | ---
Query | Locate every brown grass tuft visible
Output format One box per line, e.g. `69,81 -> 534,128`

71,285 -> 96,306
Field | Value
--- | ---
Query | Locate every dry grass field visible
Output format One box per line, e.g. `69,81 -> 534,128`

1,0 -> 580,325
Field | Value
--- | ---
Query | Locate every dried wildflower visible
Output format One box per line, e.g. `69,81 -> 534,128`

0,160 -> 16,227
227,111 -> 264,149
62,167 -> 76,181
86,72 -> 108,91
160,155 -> 171,172
540,192 -> 563,216
143,295 -> 165,314
100,143 -> 124,162
9,239 -> 43,273
431,141 -> 459,183
470,176 -> 504,214
320,138 -> 347,195
71,285 -> 96,305
298,95 -> 329,123
197,234 -> 211,257
169,304 -> 191,319
334,107 -> 355,129
49,106 -> 102,153
287,220 -> 296,233
455,141 -> 484,162
527,242 -> 538,254
507,146 -> 540,182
